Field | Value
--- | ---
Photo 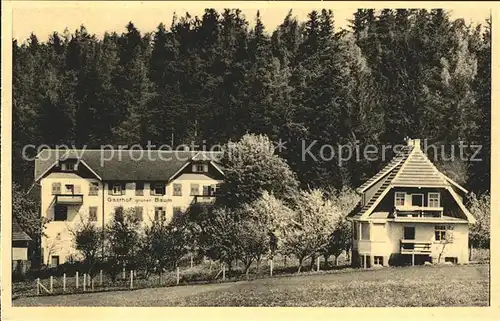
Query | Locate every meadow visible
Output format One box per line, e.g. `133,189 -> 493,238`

13,264 -> 489,307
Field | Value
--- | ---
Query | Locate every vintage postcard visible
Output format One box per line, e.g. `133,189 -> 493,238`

1,1 -> 498,320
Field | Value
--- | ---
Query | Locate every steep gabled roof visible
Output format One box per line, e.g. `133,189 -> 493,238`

348,145 -> 413,219
34,149 -> 224,182
391,148 -> 450,187
349,139 -> 474,222
356,146 -> 413,193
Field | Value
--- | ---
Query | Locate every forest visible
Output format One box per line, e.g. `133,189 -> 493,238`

12,8 -> 491,193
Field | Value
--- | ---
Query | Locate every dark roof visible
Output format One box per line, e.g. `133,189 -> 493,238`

34,149 -> 223,182
349,139 -> 470,220
391,149 -> 449,187
13,219 -> 32,242
356,146 -> 413,193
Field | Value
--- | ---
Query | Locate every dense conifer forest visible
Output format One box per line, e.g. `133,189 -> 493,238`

13,9 -> 491,192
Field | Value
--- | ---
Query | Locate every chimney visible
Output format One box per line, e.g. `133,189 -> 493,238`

407,138 -> 421,149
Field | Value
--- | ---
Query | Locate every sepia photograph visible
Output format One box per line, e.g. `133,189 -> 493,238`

2,1 -> 493,312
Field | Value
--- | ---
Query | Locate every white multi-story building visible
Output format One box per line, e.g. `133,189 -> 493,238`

32,149 -> 224,266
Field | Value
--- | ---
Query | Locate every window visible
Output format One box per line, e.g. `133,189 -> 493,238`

360,223 -> 370,240
54,205 -> 68,221
135,207 -> 143,221
115,207 -> 124,221
112,183 -> 123,196
89,182 -> 99,196
428,192 -> 440,208
404,226 -> 416,240
193,163 -> 208,172
202,185 -> 211,196
445,257 -> 458,264
135,182 -> 144,196
435,225 -> 446,241
89,206 -> 98,221
51,255 -> 60,268
190,184 -> 199,196
395,192 -> 405,206
173,207 -> 182,220
52,182 -> 61,195
152,183 -> 166,196
154,207 -> 166,221
212,184 -> 220,196
173,183 -> 182,196
65,184 -> 75,194
411,194 -> 424,207
435,225 -> 454,242
374,256 -> 383,265
61,161 -> 77,171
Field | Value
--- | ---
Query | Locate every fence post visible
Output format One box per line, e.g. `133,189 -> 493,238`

316,256 -> 320,272
270,259 -> 273,276
209,260 -> 213,273
92,278 -> 94,291
36,278 -> 40,295
176,267 -> 180,285
50,276 -> 53,293
122,267 -> 126,280
222,264 -> 226,281
130,270 -> 134,289
63,273 -> 66,292
100,270 -> 103,286
83,273 -> 87,292
76,271 -> 79,289
284,256 -> 287,267
190,254 -> 194,268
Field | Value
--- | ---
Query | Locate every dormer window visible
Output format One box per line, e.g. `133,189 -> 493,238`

60,161 -> 78,171
395,192 -> 405,206
192,163 -> 208,173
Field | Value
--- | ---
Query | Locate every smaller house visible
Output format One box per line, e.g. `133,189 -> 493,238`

348,138 -> 475,267
12,219 -> 32,275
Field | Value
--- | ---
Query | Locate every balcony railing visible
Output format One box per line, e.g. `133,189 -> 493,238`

400,239 -> 432,254
395,205 -> 443,218
194,195 -> 216,204
55,194 -> 84,205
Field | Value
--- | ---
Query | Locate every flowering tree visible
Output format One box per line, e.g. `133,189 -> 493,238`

323,187 -> 360,265
243,191 -> 295,258
468,192 -> 490,260
283,189 -> 341,272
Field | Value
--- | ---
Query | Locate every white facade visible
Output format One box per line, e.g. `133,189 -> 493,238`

352,220 -> 469,266
37,152 -> 223,265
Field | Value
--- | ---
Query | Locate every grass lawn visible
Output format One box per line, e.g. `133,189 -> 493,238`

13,264 -> 489,307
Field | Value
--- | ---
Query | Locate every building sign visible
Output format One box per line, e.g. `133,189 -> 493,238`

107,197 -> 172,203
